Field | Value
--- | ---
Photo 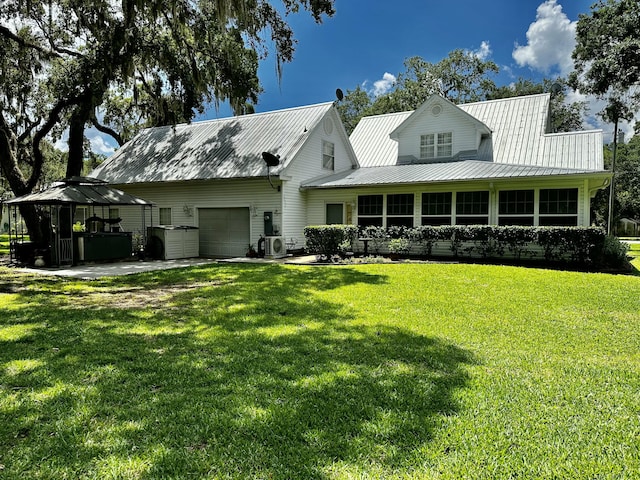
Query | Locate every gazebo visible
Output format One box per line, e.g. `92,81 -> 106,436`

5,177 -> 154,267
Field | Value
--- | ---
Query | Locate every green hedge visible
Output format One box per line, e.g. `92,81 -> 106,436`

304,224 -> 626,268
303,225 -> 358,259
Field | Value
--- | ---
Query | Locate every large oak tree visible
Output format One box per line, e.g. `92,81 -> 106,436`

0,0 -> 335,240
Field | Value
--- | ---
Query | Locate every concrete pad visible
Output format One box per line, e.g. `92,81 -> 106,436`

15,258 -> 217,280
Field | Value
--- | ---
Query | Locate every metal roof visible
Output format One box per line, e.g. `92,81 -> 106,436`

6,177 -> 153,206
91,102 -> 336,184
350,111 -> 411,167
349,94 -> 605,171
301,160 -> 608,189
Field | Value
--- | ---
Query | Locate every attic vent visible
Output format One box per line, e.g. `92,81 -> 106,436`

323,117 -> 333,135
431,104 -> 442,116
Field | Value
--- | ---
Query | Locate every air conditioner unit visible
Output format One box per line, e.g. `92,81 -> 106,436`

265,236 -> 287,259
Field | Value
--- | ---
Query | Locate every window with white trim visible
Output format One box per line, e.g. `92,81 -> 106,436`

159,207 -> 172,225
325,203 -> 344,224
420,132 -> 452,159
421,192 -> 452,225
455,191 -> 489,225
322,141 -> 335,170
539,188 -> 578,226
386,194 -> 414,228
498,190 -> 534,226
357,195 -> 383,227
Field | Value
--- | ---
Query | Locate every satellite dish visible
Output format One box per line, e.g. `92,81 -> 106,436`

550,82 -> 562,96
261,152 -> 280,190
261,151 -> 280,167
336,88 -> 344,102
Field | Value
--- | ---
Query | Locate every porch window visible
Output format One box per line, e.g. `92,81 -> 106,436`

159,207 -> 172,225
421,192 -> 452,225
498,190 -> 534,226
455,191 -> 489,225
322,141 -> 335,170
539,188 -> 578,226
420,132 -> 452,159
357,195 -> 383,227
386,194 -> 414,228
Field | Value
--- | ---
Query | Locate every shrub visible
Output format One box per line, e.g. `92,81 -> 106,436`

600,235 -> 629,268
360,225 -> 387,254
411,226 -> 439,256
304,225 -> 358,258
388,237 -> 410,256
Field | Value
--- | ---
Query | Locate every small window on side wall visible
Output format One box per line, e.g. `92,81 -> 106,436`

159,207 -> 172,225
326,203 -> 344,224
322,141 -> 335,170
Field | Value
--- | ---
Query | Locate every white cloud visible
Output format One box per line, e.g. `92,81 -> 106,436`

512,0 -> 576,76
472,41 -> 492,61
371,72 -> 396,97
88,132 -> 116,155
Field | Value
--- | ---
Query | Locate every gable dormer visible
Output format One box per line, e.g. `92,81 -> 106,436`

389,94 -> 492,164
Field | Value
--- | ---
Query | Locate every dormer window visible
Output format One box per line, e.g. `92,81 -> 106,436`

420,132 -> 452,159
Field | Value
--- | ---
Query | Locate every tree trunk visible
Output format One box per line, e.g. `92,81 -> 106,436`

66,100 -> 93,178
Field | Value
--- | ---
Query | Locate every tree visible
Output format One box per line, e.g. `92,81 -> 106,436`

592,133 -> 640,229
337,52 -> 583,136
337,51 -> 499,135
572,0 -> 640,98
0,0 -> 335,241
572,0 -> 640,234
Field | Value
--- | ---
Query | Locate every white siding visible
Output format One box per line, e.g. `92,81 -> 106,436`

112,179 -> 282,247
396,103 -> 481,159
280,108 -> 357,249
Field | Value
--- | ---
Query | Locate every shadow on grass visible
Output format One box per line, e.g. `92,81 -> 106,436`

0,264 -> 474,478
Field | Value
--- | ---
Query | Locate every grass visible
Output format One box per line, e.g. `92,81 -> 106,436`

627,241 -> 640,266
0,234 -> 10,256
0,262 -> 639,479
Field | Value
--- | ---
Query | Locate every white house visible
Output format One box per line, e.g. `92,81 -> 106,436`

91,93 -> 611,258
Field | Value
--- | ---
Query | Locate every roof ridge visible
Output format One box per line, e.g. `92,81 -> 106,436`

459,93 -> 550,108
148,102 -> 335,130
544,129 -> 603,137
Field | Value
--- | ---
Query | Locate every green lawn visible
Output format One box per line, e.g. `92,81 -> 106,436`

0,234 -> 10,256
0,263 -> 638,479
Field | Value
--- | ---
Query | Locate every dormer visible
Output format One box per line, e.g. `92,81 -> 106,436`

390,94 -> 492,164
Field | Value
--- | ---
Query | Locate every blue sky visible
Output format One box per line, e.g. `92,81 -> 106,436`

91,0 -> 626,155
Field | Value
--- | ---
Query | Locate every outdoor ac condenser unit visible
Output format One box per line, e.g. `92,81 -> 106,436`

265,236 -> 286,259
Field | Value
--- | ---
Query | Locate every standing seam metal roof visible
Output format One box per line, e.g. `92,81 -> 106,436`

91,102 -> 335,184
301,160 -> 608,189
349,94 -> 604,171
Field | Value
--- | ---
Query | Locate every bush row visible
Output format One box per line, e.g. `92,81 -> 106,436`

304,224 -> 629,268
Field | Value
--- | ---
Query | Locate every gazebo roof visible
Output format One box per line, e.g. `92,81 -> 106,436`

5,177 -> 153,206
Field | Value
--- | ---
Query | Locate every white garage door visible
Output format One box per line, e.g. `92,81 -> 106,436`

198,208 -> 250,257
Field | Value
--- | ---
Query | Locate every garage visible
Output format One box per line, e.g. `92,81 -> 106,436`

198,207 -> 250,257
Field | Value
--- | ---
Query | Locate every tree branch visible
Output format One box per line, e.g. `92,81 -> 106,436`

90,114 -> 124,147
0,25 -> 60,59
28,96 -> 81,191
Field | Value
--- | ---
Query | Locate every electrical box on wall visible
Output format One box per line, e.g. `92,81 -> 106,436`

264,211 -> 273,236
